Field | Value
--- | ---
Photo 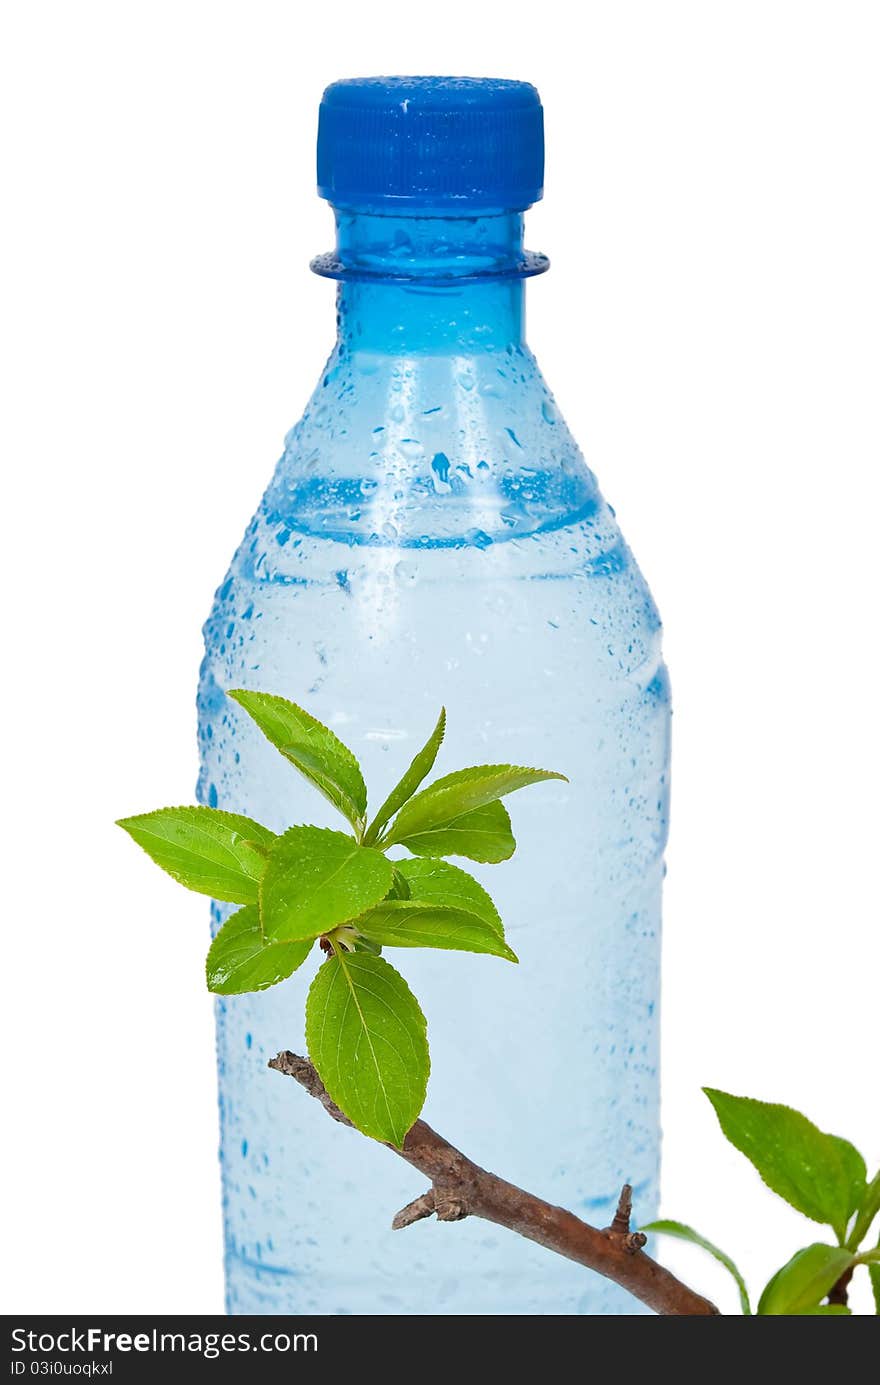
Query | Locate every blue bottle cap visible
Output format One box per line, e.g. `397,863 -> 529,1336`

317,76 -> 544,212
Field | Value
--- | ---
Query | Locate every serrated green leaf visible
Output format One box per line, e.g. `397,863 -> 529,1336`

355,900 -> 517,962
704,1088 -> 860,1237
385,763 -> 566,848
398,797 -> 516,863
641,1219 -> 751,1314
847,1170 -> 880,1250
757,1243 -> 855,1315
395,857 -> 503,935
205,904 -> 312,994
117,806 -> 274,904
305,951 -> 429,1145
229,690 -> 367,829
260,827 -> 392,943
830,1136 -> 867,1222
364,708 -> 446,846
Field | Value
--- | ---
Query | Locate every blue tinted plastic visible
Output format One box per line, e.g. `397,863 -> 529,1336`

317,77 -> 544,211
198,202 -> 667,1316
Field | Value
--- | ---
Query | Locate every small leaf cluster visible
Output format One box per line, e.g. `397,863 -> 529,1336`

643,1089 -> 880,1314
118,692 -> 565,1146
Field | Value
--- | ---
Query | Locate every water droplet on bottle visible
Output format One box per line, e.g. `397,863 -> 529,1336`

466,528 -> 493,550
431,452 -> 450,484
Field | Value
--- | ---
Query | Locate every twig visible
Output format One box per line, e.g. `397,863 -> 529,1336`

268,1050 -> 719,1317
392,1190 -> 440,1229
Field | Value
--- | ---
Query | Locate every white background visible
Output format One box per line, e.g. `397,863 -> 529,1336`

2,1 -> 878,1316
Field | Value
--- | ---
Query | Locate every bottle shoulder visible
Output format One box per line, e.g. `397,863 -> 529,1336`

212,341 -> 662,644
260,342 -> 607,551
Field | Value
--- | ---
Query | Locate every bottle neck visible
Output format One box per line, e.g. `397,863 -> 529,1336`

324,210 -> 531,353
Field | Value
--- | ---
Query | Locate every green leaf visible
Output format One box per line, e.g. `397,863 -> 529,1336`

757,1243 -> 855,1315
229,690 -> 367,829
870,1241 -> 880,1313
831,1136 -> 868,1222
386,868 -> 412,900
385,763 -> 567,848
641,1220 -> 751,1314
704,1088 -> 861,1237
260,826 -> 392,943
354,900 -> 517,962
364,708 -> 446,845
205,904 -> 312,994
847,1170 -> 880,1250
305,951 -> 429,1146
396,857 -> 503,934
397,798 -> 516,863
351,933 -> 382,956
117,806 -> 274,904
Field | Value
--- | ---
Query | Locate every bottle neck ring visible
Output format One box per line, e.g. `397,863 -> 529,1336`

311,208 -> 548,286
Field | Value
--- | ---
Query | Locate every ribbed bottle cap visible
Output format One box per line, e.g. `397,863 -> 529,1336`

317,76 -> 544,212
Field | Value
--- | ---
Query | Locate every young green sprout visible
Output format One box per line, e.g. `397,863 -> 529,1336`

118,693 -> 566,1145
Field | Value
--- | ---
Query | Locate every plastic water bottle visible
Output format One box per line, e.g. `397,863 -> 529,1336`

198,77 -> 668,1316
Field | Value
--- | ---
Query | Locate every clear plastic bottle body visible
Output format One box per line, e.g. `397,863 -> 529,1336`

198,213 -> 668,1315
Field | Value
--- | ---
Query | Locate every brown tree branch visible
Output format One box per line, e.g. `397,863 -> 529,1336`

268,1050 -> 719,1317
